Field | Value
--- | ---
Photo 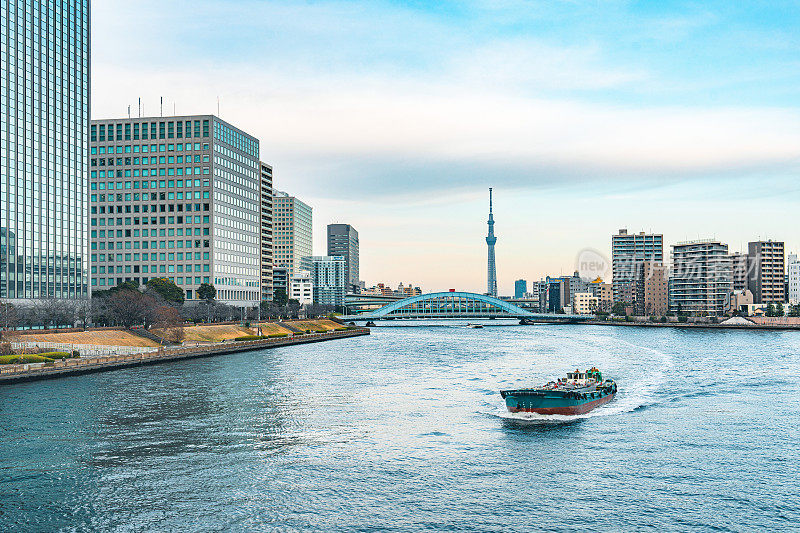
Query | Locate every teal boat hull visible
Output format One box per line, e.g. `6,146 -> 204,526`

501,382 -> 617,415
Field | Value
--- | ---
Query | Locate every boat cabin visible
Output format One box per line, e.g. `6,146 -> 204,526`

565,368 -> 603,384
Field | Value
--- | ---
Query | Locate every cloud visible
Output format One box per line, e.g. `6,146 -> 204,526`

93,59 -> 800,199
92,1 -> 800,203
90,0 -> 800,293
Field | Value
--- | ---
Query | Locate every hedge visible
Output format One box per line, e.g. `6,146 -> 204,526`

233,335 -> 264,341
38,351 -> 77,359
0,353 -> 68,365
268,333 -> 288,338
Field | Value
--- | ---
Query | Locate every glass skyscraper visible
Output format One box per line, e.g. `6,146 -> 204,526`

1,0 -> 91,301
327,223 -> 359,293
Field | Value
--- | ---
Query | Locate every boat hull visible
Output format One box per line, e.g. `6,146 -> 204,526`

501,385 -> 616,416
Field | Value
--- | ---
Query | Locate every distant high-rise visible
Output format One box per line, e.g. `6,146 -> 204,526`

747,240 -> 785,304
301,256 -> 346,307
273,192 -> 312,276
2,1 -> 90,301
788,254 -> 799,305
327,224 -> 359,293
514,279 -> 527,299
612,229 -> 663,305
260,163 -> 274,302
486,188 -> 498,297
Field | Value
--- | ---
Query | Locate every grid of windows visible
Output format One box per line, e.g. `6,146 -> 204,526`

260,163 -> 273,301
90,116 -> 262,305
273,192 -> 312,277
0,0 -> 90,300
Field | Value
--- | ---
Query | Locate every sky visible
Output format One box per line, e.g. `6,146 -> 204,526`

92,0 -> 800,295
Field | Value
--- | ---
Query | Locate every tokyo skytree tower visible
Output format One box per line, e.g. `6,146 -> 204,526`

486,188 -> 498,297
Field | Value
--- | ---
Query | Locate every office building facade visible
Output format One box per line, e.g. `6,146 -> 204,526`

612,229 -> 663,305
327,224 -> 359,293
589,281 -> 613,313
788,254 -> 799,305
273,191 -> 312,276
290,270 -> 313,306
670,240 -> 732,316
90,115 -> 261,306
260,162 -> 273,302
514,279 -> 527,299
272,267 -> 288,300
747,240 -> 785,304
301,255 -> 346,307
1,0 -> 90,301
572,292 -> 599,315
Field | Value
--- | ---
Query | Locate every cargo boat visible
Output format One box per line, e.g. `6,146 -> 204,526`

500,367 -> 617,415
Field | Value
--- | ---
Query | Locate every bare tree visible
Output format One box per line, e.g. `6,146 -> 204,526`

211,303 -> 237,322
151,306 -> 185,344
181,303 -> 208,324
31,298 -> 77,329
109,290 -> 158,328
0,300 -> 18,331
89,296 -> 112,327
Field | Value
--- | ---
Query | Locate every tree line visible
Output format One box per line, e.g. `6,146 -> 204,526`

0,279 -> 338,332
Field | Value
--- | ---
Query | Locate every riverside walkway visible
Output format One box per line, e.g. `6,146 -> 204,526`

0,328 -> 369,385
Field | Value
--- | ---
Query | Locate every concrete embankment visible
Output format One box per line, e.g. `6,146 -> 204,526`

531,320 -> 800,331
0,328 -> 369,385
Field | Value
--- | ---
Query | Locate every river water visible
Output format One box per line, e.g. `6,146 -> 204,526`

1,322 -> 799,531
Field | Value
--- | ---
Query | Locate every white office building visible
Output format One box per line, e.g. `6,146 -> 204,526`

290,270 -> 313,306
788,254 -> 799,305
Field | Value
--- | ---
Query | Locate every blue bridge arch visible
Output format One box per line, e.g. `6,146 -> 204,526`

341,291 -> 591,321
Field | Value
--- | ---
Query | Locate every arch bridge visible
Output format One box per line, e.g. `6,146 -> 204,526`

340,291 -> 591,322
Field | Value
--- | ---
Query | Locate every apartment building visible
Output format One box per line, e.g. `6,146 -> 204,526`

636,261 -> 669,316
747,240 -> 785,304
670,240 -> 732,316
612,229 -> 663,305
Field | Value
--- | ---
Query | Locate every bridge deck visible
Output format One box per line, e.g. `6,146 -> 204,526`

340,291 -> 592,321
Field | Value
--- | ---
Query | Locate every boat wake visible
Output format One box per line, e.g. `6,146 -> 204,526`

489,341 -> 674,424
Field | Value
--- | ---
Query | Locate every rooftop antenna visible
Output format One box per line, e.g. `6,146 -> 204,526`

160,96 -> 163,117
127,105 -> 131,118
173,101 -> 176,116
217,96 -> 220,117
138,97 -> 141,118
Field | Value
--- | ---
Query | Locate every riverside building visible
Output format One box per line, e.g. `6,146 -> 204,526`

669,240 -> 732,316
90,115 -> 261,306
635,261 -> 669,316
747,240 -> 785,304
274,191 -> 312,277
729,252 -> 748,291
788,254 -> 799,305
1,0 -> 90,302
612,229 -> 663,305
